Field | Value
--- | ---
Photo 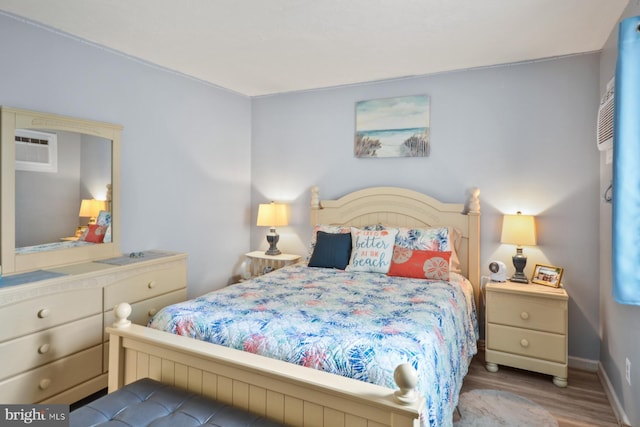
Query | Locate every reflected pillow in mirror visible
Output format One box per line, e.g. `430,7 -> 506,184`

96,210 -> 111,226
83,224 -> 108,243
96,210 -> 112,243
103,225 -> 111,243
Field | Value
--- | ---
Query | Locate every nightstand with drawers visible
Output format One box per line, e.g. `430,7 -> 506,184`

485,280 -> 569,387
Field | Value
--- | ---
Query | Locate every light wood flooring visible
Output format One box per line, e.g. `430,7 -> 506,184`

459,351 -> 620,427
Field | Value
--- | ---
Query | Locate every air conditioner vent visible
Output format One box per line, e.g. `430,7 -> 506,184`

597,78 -> 614,152
15,129 -> 58,173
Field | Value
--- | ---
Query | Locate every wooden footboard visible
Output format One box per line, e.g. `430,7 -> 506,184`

108,303 -> 424,427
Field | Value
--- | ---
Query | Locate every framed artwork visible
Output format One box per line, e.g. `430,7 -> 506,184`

354,95 -> 430,158
531,264 -> 564,288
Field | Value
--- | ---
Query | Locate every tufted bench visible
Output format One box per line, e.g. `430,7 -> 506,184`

70,378 -> 286,427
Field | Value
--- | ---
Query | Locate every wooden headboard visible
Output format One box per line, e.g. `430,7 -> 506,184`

309,186 -> 481,308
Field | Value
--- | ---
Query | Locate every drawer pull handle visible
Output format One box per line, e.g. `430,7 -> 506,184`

147,281 -> 156,289
37,308 -> 50,319
148,308 -> 157,317
39,379 -> 51,390
520,339 -> 529,348
520,311 -> 530,320
38,344 -> 50,354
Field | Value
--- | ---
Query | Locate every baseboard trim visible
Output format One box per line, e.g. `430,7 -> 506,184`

597,362 -> 632,427
568,355 -> 599,372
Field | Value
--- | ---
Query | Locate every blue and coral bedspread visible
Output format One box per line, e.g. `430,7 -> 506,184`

148,264 -> 478,427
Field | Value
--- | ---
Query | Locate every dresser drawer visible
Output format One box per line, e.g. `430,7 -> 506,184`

0,345 -> 102,404
0,288 -> 102,343
487,323 -> 566,363
103,262 -> 187,309
486,290 -> 566,334
0,314 -> 102,381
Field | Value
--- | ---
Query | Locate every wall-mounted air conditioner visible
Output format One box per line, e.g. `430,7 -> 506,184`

597,78 -> 614,155
15,129 -> 58,173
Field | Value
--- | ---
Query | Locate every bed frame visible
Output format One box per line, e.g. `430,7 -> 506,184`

107,186 -> 481,427
309,186 -> 481,308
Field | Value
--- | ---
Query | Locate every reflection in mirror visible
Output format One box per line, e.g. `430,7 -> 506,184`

1,106 -> 121,275
15,130 -> 112,248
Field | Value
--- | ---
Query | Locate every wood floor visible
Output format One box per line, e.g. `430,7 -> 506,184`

459,351 -> 620,427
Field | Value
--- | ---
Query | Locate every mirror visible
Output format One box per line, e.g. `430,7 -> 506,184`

1,107 -> 121,275
15,130 -> 112,248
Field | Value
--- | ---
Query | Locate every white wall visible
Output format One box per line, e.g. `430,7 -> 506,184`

252,54 -> 602,361
0,12 -> 253,298
599,4 -> 640,426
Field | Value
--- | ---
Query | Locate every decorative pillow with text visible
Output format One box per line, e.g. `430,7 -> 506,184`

345,227 -> 398,274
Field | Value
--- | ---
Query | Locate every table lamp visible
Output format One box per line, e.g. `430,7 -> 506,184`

501,211 -> 537,283
256,202 -> 289,255
79,199 -> 106,224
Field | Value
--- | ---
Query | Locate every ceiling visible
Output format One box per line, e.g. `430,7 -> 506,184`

0,0 -> 629,97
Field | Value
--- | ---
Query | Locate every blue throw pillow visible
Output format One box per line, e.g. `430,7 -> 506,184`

308,231 -> 352,270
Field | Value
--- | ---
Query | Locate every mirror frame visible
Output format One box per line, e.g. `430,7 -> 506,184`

1,107 -> 121,274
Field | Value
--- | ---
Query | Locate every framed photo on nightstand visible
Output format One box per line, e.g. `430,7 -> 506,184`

531,264 -> 564,288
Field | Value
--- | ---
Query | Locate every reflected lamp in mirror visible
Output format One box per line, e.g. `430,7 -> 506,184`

501,211 -> 537,283
79,199 -> 106,224
256,202 -> 289,255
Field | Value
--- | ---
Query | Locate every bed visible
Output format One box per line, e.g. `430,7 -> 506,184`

107,186 -> 481,427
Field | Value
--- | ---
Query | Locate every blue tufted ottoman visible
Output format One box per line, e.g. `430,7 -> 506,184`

70,378 -> 286,427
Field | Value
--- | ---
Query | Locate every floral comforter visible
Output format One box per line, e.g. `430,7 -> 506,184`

148,264 -> 478,427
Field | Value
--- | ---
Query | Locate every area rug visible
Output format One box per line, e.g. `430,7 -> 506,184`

454,389 -> 558,427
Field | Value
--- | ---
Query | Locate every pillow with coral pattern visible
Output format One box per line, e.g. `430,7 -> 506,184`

387,246 -> 451,280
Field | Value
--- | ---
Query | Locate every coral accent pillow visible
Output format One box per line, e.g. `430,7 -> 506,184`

380,225 -> 463,273
346,227 -> 398,274
387,246 -> 451,280
83,224 -> 108,243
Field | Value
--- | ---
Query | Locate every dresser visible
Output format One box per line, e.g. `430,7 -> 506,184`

0,250 -> 187,404
485,281 -> 569,387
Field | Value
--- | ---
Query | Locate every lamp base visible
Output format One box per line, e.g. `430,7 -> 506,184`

264,228 -> 281,256
510,247 -> 529,283
509,271 -> 530,283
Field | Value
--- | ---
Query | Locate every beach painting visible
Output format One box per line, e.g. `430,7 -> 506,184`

355,95 -> 430,158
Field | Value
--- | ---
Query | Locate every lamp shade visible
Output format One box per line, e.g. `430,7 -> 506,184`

501,211 -> 537,246
256,202 -> 289,227
79,199 -> 106,218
